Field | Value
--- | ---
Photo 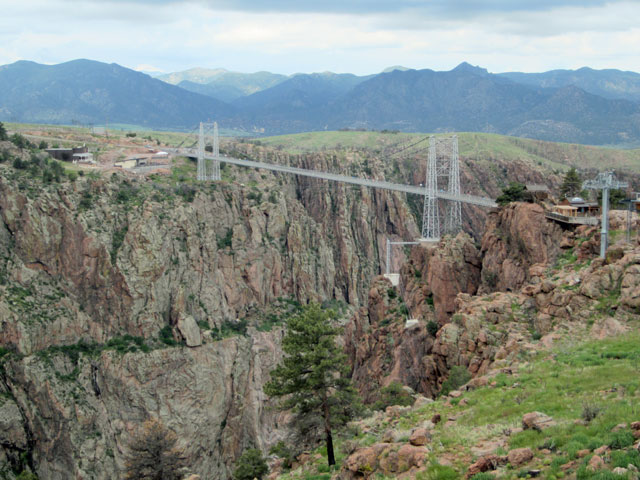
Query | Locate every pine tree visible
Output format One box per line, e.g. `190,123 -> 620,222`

233,448 -> 268,480
560,167 -> 582,199
0,122 -> 7,141
124,419 -> 186,480
264,304 -> 361,467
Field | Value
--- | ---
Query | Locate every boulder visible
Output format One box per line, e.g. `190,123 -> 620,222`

522,412 -> 556,431
176,315 -> 202,347
508,448 -> 534,466
466,455 -> 500,478
413,395 -> 434,408
409,427 -> 431,446
587,455 -> 605,472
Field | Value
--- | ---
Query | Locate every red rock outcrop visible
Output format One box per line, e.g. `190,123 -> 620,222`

480,203 -> 563,293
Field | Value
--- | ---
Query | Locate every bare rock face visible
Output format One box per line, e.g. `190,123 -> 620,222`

480,203 -> 563,293
0,157 -> 421,479
401,233 -> 481,325
177,315 -> 202,347
344,277 -> 438,401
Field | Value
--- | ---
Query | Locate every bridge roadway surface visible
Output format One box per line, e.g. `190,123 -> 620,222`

177,149 -> 497,208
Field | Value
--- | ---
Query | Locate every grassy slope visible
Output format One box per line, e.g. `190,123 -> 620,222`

276,332 -> 640,480
258,131 -> 640,173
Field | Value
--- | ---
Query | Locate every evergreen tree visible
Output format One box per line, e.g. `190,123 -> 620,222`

496,182 -> 526,206
560,167 -> 582,199
0,122 -> 7,141
264,304 -> 361,467
124,419 -> 186,480
233,448 -> 268,480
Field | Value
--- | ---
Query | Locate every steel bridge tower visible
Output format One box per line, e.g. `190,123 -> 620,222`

421,135 -> 461,241
197,121 -> 220,181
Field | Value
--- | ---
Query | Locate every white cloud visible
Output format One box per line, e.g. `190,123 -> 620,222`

0,0 -> 638,75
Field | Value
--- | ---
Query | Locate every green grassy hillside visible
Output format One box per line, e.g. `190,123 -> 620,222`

257,131 -> 640,173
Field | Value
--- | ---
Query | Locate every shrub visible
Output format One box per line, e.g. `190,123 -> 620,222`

387,288 -> 397,299
581,403 -> 602,423
269,441 -> 294,469
12,157 -> 28,169
440,366 -> 471,396
470,474 -> 494,480
372,381 -> 413,410
416,463 -> 459,480
38,140 -> 48,150
217,229 -> 233,249
608,431 -> 634,449
496,182 -> 527,206
427,320 -> 439,336
159,326 -> 177,346
124,419 -> 185,480
233,448 -> 268,480
175,184 -> 196,202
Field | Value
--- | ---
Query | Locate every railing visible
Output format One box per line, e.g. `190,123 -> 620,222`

545,211 -> 600,226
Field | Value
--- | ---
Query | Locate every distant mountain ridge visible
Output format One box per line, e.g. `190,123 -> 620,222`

2,59 -> 640,145
0,59 -> 235,128
499,67 -> 640,102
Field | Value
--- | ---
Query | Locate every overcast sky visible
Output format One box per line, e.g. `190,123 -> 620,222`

1,0 -> 639,75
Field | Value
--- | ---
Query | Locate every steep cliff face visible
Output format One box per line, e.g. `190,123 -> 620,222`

346,202 -> 640,405
479,203 -> 563,293
0,149 -> 418,479
400,233 -> 482,325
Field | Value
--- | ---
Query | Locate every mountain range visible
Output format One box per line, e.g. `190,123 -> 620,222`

2,59 -> 640,145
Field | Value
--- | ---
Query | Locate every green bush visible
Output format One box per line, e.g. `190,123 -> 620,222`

217,229 -> 233,249
13,157 -> 28,169
159,326 -> 177,346
15,471 -> 38,480
233,448 -> 268,480
440,366 -> 471,396
427,320 -> 439,336
611,448 -> 640,468
416,462 -> 459,479
608,431 -> 634,449
496,182 -> 527,206
372,381 -> 414,410
470,474 -> 494,480
269,441 -> 294,469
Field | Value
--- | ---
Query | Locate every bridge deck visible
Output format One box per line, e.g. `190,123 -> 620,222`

179,149 -> 497,208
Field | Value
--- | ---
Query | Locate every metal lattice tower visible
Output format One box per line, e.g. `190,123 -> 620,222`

421,135 -> 461,241
421,136 -> 440,240
583,171 -> 628,258
197,121 -> 221,181
444,136 -> 461,234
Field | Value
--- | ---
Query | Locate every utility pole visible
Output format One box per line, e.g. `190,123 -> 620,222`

583,171 -> 628,258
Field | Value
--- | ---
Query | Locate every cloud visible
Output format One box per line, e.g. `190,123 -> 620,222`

0,0 -> 638,76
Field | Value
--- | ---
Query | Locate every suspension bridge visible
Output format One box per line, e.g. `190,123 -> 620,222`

174,122 -> 498,243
